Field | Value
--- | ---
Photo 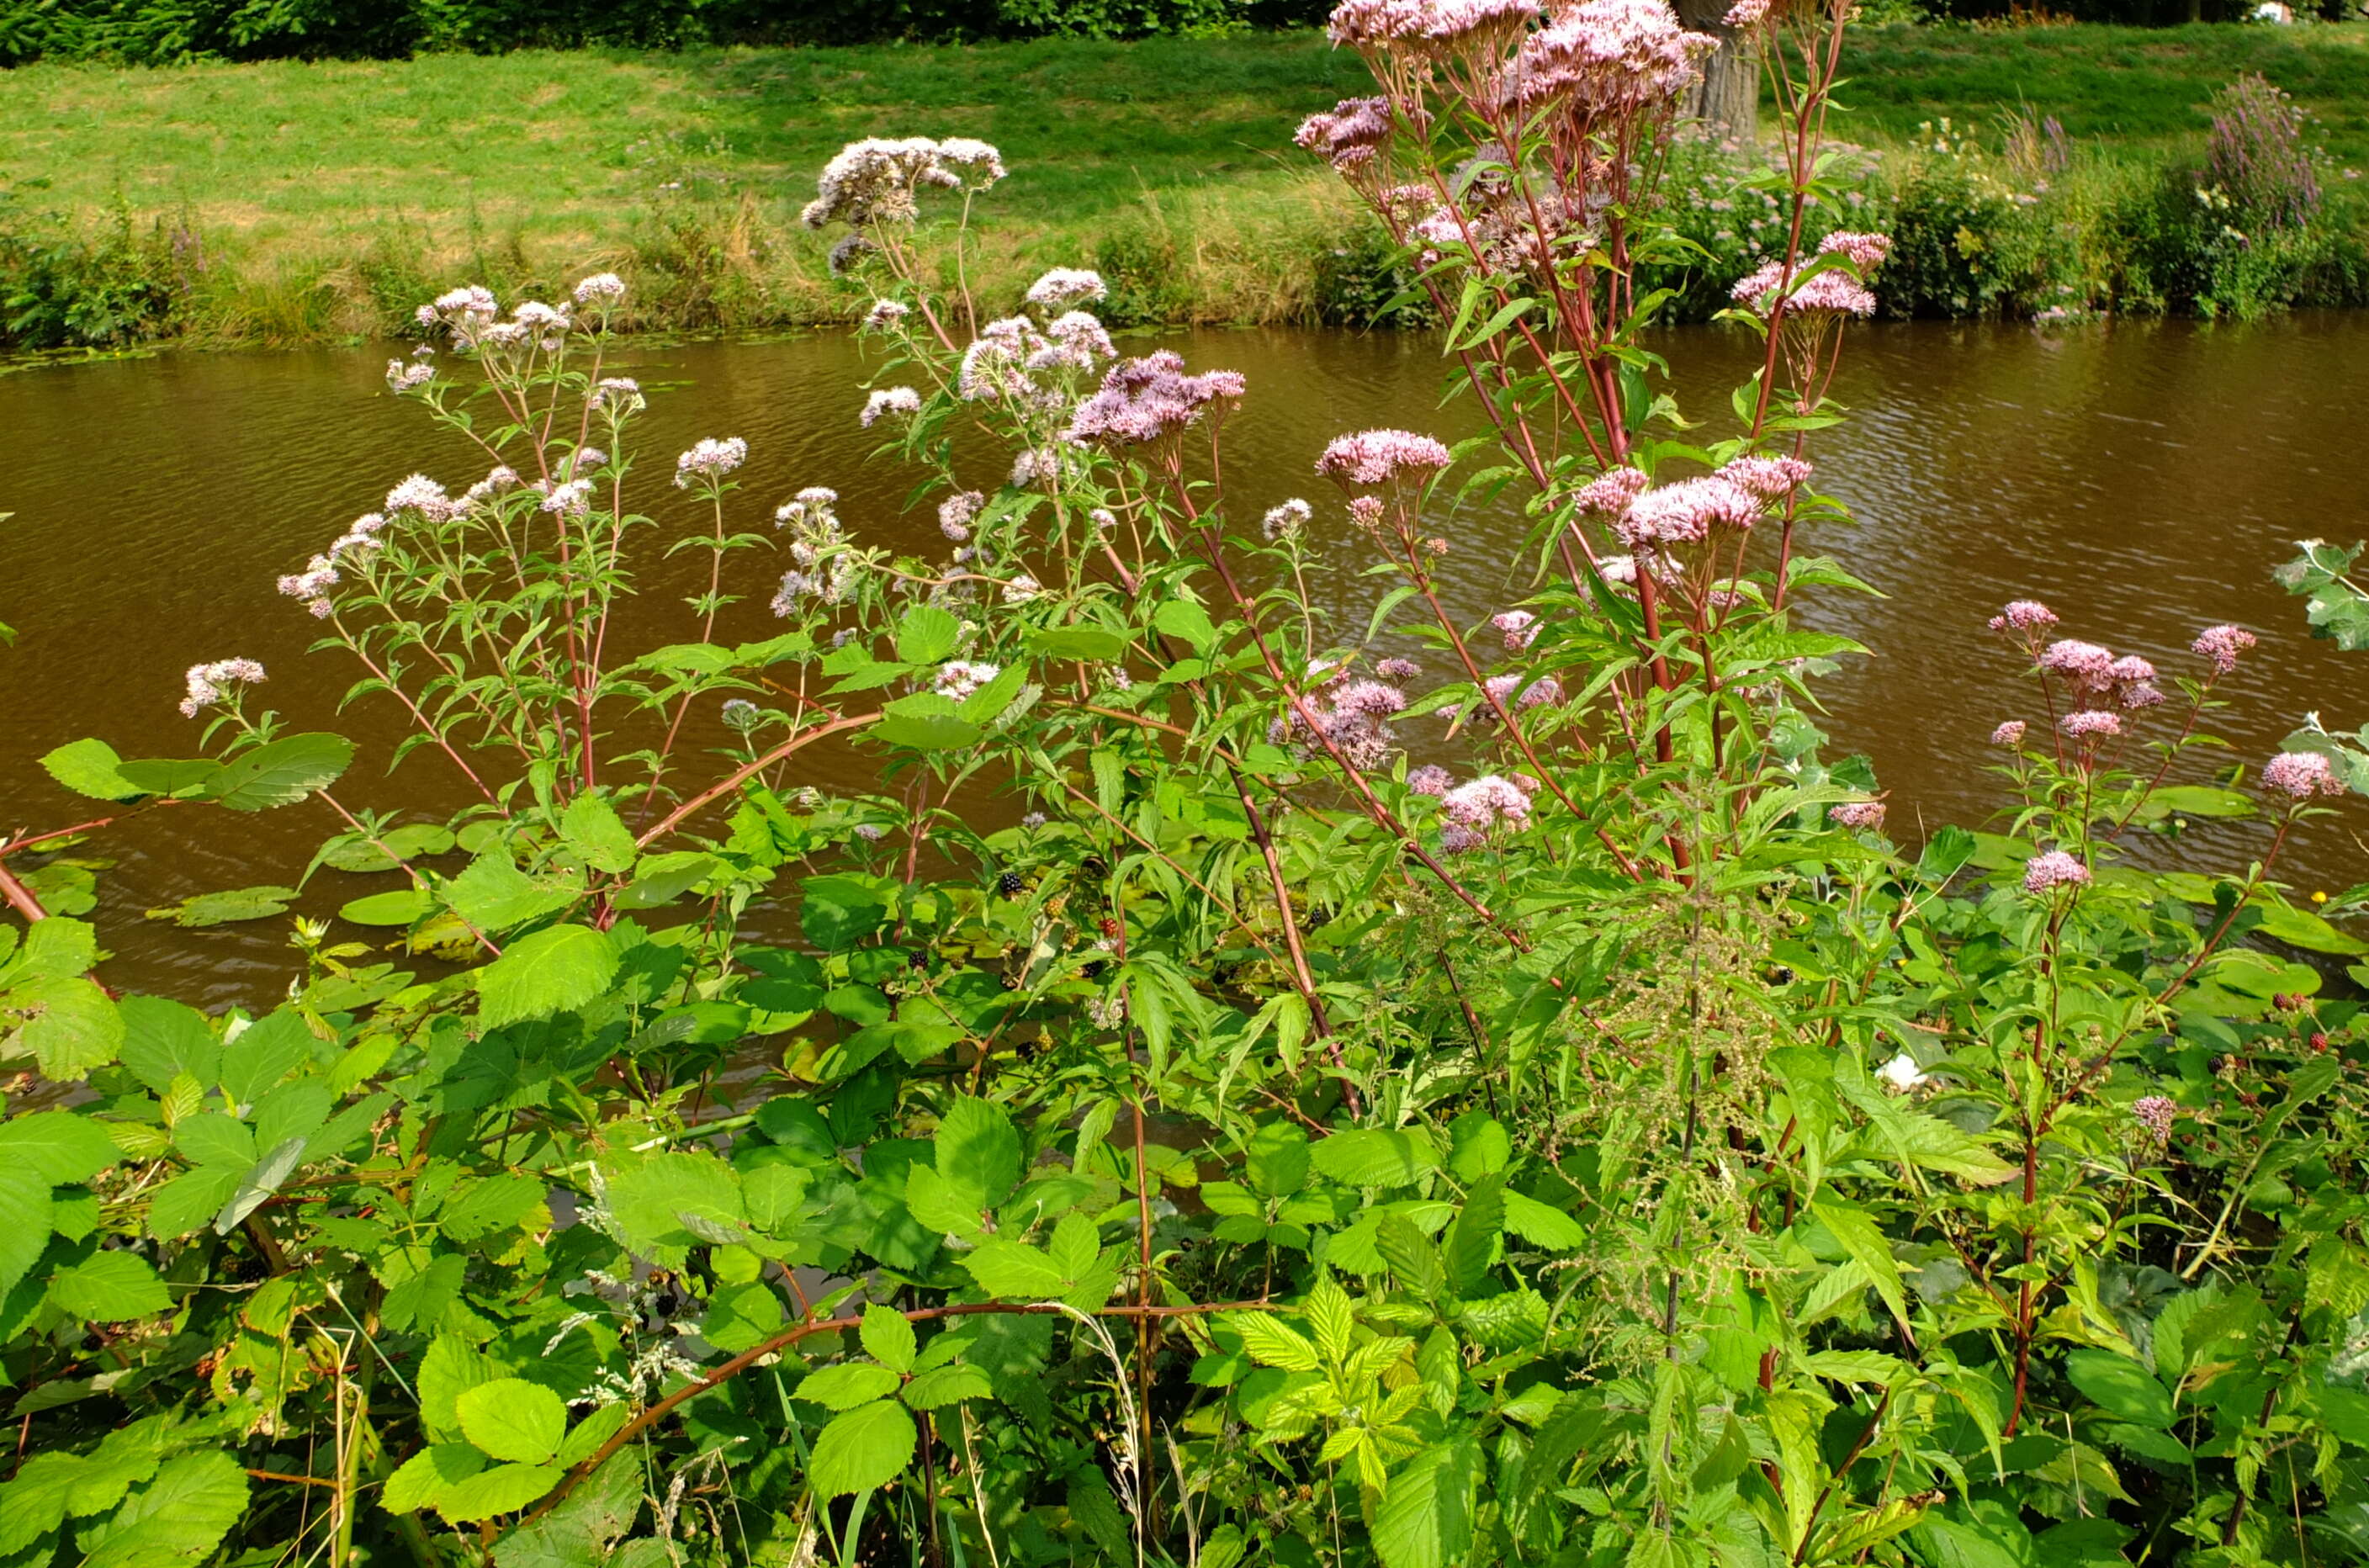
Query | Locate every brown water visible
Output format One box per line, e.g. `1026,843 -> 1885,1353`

6,318 -> 2368,1004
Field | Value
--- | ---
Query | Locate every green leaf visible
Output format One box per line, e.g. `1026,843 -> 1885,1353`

961,1239 -> 1068,1299
206,733 -> 355,811
47,1251 -> 171,1322
798,1364 -> 904,1412
901,1365 -> 994,1409
118,996 -> 219,1093
77,1451 -> 247,1564
808,1400 -> 917,1497
143,885 -> 298,928
0,1452 -> 82,1552
478,924 -> 619,1027
443,850 -> 583,931
384,1444 -> 485,1513
8,977 -> 124,1079
318,823 -> 456,873
40,739 -> 144,802
212,1136 -> 309,1236
935,1096 -> 1020,1209
218,1009 -> 313,1107
2065,1349 -> 2175,1429
147,1165 -> 246,1240
434,1463 -> 564,1524
1030,625 -> 1129,662
1500,1191 -> 1587,1251
700,1280 -> 785,1355
0,1169 -> 53,1301
0,1110 -> 125,1184
554,1406 -> 633,1470
874,694 -> 983,751
114,758 -> 223,797
861,1303 -> 917,1373
1372,1438 -> 1479,1568
1810,1196 -> 1908,1325
602,1152 -> 744,1268
895,604 -> 962,665
1229,1311 -> 1320,1372
559,794 -> 638,875
456,1378 -> 569,1465
1311,1126 -> 1440,1189
339,888 -> 431,926
419,1335 -> 496,1444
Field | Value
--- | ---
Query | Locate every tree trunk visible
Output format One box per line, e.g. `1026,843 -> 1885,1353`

1675,0 -> 1760,142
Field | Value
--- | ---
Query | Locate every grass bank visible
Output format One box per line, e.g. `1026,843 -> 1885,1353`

1,21 -> 2366,347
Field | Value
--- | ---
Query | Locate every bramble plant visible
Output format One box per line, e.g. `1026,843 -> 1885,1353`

4,3 -> 2369,1568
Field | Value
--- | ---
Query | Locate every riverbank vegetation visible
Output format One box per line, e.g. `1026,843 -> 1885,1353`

3,21 -> 2369,348
9,0 -> 2369,1561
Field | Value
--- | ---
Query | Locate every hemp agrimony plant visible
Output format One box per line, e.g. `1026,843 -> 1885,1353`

3,5 -> 2368,1568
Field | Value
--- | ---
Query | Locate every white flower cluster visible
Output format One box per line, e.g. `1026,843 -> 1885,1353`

179,658 -> 265,718
801,137 -> 1006,230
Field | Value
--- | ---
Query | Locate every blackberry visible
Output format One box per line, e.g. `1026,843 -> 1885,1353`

999,871 -> 1024,898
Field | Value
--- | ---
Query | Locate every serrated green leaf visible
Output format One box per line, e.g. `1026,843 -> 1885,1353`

206,733 -> 354,811
384,1444 -> 485,1513
456,1378 -> 569,1465
861,1303 -> 916,1373
798,1364 -> 904,1412
8,976 -> 124,1079
47,1252 -> 171,1322
560,794 -> 638,875
478,924 -> 618,1027
1310,1126 -> 1440,1189
808,1400 -> 916,1497
0,1111 -> 125,1184
1372,1438 -> 1478,1568
0,1170 -> 52,1302
434,1463 -> 563,1523
40,739 -> 144,802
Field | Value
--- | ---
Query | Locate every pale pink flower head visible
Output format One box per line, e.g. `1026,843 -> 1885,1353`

1317,428 -> 1454,490
384,473 -> 453,521
1616,475 -> 1762,547
1502,0 -> 1716,117
1492,610 -> 1539,651
1439,774 -> 1533,839
1333,680 -> 1409,719
1990,719 -> 2028,748
1264,498 -> 1312,541
2133,1095 -> 2177,1144
1025,268 -> 1107,310
1722,0 -> 1773,25
2038,638 -> 2117,693
2262,750 -> 2343,799
2022,850 -> 2091,895
1816,230 -> 1894,271
1988,600 -> 2059,634
1731,259 -> 1877,318
1296,97 -> 1394,173
2192,623 -> 2256,675
1830,800 -> 1886,830
1328,0 -> 1540,54
861,386 -> 922,427
573,272 -> 627,306
2060,709 -> 2123,740
1720,455 -> 1812,501
1067,351 -> 1245,447
1376,657 -> 1422,681
1575,466 -> 1650,518
180,658 -> 266,718
1407,764 -> 1455,797
675,437 -> 749,488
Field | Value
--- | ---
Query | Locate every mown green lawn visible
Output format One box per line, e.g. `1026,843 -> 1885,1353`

3,23 -> 2364,258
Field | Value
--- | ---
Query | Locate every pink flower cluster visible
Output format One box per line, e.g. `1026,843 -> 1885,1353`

1025,268 -> 1108,309
1500,0 -> 1717,119
1730,259 -> 1878,319
801,137 -> 1005,230
1830,799 -> 1887,829
2035,638 -> 2165,713
1988,599 -> 2059,635
1407,764 -> 1455,796
1492,610 -> 1539,651
2133,1095 -> 2177,1144
2192,623 -> 2256,675
1720,454 -> 1812,501
2022,850 -> 2091,894
1317,428 -> 1455,489
1067,351 -> 1247,447
675,437 -> 749,488
1439,773 -> 1536,852
2262,750 -> 2343,799
180,658 -> 265,718
1816,230 -> 1893,271
1614,474 -> 1761,547
862,386 -> 922,427
1272,675 -> 1411,770
1990,719 -> 2027,747
1328,0 -> 1540,53
2059,709 -> 2123,740
1295,98 -> 1394,173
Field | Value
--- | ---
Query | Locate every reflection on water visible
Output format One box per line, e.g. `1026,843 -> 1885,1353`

5,316 -> 2367,1003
